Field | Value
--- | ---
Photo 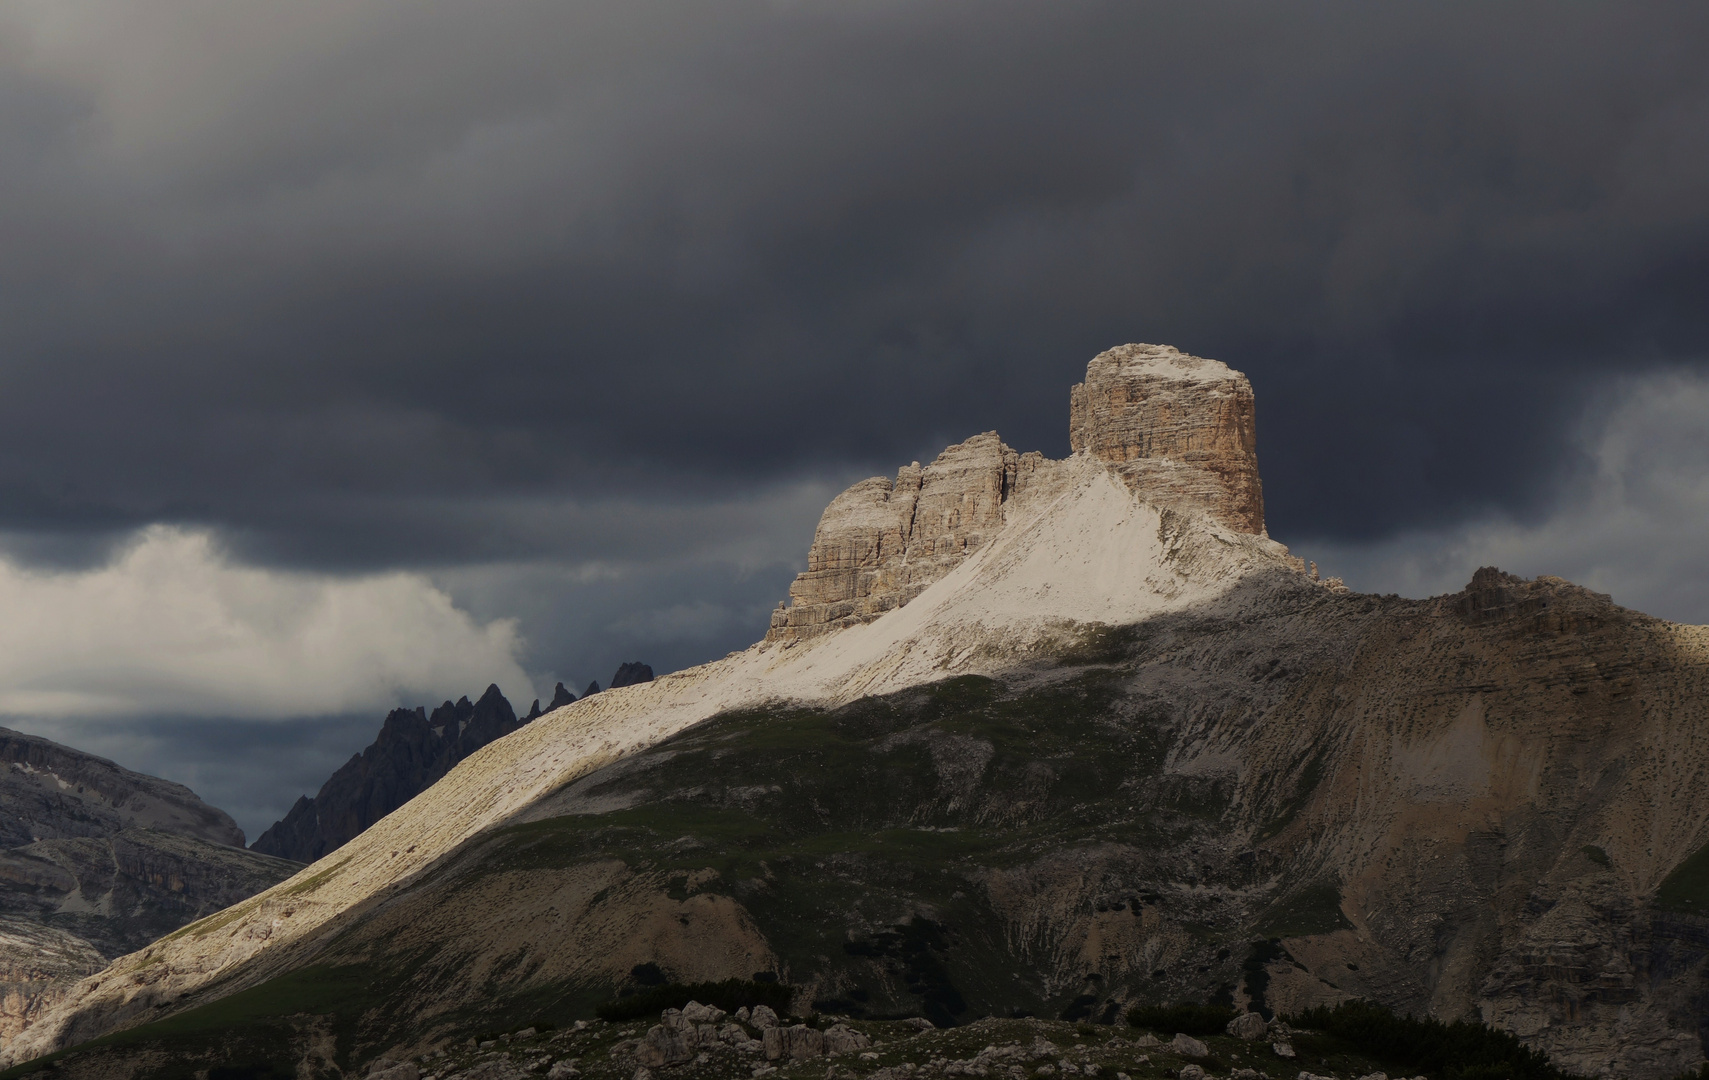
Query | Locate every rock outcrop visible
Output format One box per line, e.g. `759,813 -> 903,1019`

767,432 -> 1064,640
251,684 -> 529,863
1069,343 -> 1264,534
769,344 -> 1265,641
0,728 -> 298,1051
0,917 -> 103,1052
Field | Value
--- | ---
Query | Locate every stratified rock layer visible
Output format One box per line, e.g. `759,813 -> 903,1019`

1069,343 -> 1264,534
769,345 -> 1266,642
766,433 -> 1063,640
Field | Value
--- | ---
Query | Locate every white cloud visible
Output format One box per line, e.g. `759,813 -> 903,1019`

0,525 -> 536,718
1300,368 -> 1709,626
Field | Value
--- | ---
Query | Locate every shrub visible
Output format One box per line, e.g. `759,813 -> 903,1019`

1126,1001 -> 1236,1036
595,979 -> 793,1022
1289,999 -> 1577,1080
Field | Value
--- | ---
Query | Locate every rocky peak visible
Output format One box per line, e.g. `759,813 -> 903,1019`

767,344 -> 1270,642
610,662 -> 654,689
251,684 -> 522,864
1068,343 -> 1265,534
766,432 -> 1059,641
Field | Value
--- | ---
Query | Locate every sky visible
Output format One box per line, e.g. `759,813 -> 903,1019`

1,1 -> 1706,840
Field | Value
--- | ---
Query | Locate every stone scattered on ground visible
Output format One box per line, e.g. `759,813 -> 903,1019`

394,1008 -> 1411,1080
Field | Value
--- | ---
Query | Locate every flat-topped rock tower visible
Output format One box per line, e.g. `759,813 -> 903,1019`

768,343 -> 1265,641
1069,343 -> 1264,534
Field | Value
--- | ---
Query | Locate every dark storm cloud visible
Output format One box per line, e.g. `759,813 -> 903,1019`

0,0 -> 1705,569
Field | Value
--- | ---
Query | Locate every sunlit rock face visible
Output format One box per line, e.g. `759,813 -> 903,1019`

769,343 -> 1265,642
1069,343 -> 1265,535
766,432 -> 1065,641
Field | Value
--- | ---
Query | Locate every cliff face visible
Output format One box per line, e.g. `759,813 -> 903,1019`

1069,343 -> 1264,534
767,433 -> 1064,641
0,728 -> 298,1051
768,345 -> 1265,643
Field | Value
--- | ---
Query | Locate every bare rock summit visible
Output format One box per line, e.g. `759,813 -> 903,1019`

1069,343 -> 1264,534
769,344 -> 1267,641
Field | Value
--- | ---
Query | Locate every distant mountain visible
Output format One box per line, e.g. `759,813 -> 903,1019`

251,667 -> 654,863
250,684 -> 525,863
0,727 -> 299,1049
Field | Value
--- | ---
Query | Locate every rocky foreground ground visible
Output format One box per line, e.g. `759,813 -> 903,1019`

373,1005 -> 1416,1080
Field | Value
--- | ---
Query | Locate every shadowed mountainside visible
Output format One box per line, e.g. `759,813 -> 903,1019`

0,728 -> 299,1051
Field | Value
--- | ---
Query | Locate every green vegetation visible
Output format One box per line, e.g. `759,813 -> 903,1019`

1581,845 -> 1611,867
1239,939 -> 1288,1019
1257,883 -> 1352,937
1290,999 -> 1578,1080
1655,840 -> 1709,913
1126,1001 -> 1236,1036
595,979 -> 793,1021
0,963 -> 385,1080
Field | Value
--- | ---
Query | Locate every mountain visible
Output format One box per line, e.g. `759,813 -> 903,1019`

252,669 -> 656,863
9,345 -> 1709,1080
250,684 -> 528,863
0,727 -> 300,1052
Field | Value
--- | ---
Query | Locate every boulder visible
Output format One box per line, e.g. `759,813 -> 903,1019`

823,1024 -> 870,1054
1273,1042 -> 1296,1059
750,1004 -> 780,1028
681,1000 -> 726,1024
1226,1012 -> 1268,1040
776,1024 -> 825,1059
1179,1067 -> 1206,1080
546,1064 -> 580,1080
635,1024 -> 694,1067
1169,1034 -> 1208,1058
